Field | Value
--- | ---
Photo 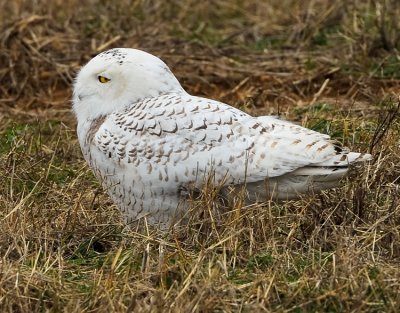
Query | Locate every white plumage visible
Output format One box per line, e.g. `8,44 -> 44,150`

73,48 -> 371,226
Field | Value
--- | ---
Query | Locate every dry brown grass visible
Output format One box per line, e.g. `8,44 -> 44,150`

1,0 -> 400,312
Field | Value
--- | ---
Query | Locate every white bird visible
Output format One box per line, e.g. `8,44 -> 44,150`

73,48 -> 371,226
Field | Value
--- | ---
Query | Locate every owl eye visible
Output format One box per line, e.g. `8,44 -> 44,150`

98,75 -> 111,83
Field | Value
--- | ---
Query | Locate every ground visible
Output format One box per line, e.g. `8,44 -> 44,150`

0,1 -> 400,312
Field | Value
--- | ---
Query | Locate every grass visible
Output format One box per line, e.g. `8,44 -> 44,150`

1,0 -> 400,312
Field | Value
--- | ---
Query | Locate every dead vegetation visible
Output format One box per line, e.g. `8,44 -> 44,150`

0,0 -> 399,312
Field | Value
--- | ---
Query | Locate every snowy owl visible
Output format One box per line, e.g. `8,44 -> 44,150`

73,48 -> 371,226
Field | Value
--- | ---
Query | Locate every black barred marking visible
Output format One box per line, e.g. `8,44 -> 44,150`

306,141 -> 319,149
98,48 -> 128,65
194,122 -> 207,131
163,123 -> 178,133
317,144 -> 330,152
223,117 -> 233,125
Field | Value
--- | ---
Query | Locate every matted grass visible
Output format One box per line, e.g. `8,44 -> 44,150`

1,1 -> 399,312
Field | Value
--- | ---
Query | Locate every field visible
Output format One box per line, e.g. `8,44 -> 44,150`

1,1 -> 400,312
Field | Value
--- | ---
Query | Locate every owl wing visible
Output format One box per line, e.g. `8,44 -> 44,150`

90,94 -> 366,191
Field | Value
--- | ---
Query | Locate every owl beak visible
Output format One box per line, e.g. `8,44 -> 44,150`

76,93 -> 95,101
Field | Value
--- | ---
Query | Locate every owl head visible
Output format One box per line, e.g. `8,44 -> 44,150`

73,48 -> 185,121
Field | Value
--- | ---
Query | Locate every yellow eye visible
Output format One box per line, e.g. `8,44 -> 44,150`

98,75 -> 110,83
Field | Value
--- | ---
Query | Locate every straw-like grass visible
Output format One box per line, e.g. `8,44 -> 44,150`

1,1 -> 399,312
